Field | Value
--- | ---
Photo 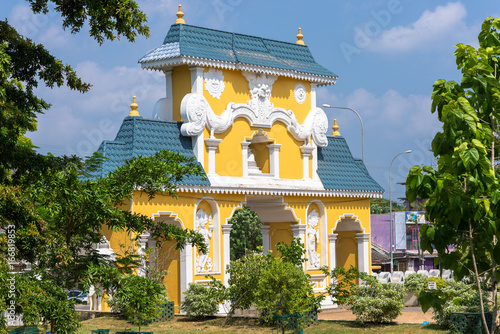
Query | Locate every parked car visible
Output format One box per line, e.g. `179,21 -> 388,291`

67,290 -> 87,304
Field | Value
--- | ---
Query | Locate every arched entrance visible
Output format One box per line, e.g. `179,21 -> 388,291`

151,212 -> 184,313
230,195 -> 300,257
332,215 -> 368,274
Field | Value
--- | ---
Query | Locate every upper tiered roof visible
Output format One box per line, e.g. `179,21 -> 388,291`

139,23 -> 338,85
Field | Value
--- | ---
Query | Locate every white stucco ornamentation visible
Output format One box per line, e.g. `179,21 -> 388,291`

195,209 -> 213,273
204,68 -> 225,99
180,94 -> 208,136
180,93 -> 329,147
293,83 -> 307,104
242,71 -> 277,120
307,209 -> 321,268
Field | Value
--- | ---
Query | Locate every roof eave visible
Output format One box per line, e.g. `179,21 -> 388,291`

139,56 -> 337,86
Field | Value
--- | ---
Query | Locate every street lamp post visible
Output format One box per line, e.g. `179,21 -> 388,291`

389,150 -> 412,274
322,104 -> 365,163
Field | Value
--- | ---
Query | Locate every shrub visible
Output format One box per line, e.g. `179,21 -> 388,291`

425,276 -> 446,290
348,275 -> 405,324
107,275 -> 168,331
181,283 -> 221,318
324,265 -> 360,305
404,273 -> 427,294
253,258 -> 322,324
430,280 -> 489,328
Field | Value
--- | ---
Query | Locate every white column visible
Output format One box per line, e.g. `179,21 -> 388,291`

311,142 -> 319,181
190,67 -> 204,94
267,144 -> 281,178
137,232 -> 150,277
153,70 -> 173,120
310,83 -> 317,109
180,244 -> 193,302
241,142 -> 250,177
204,138 -> 222,175
355,233 -> 370,274
300,145 -> 315,180
328,233 -> 338,270
291,224 -> 306,246
221,224 -> 233,286
192,135 -> 205,168
261,225 -> 271,254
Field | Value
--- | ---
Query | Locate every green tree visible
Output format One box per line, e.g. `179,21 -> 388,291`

0,2 -> 208,332
406,17 -> 500,334
107,275 -> 168,331
253,259 -> 322,326
229,205 -> 263,261
370,198 -> 405,214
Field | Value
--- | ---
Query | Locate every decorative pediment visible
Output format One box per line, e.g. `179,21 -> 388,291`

180,93 -> 328,147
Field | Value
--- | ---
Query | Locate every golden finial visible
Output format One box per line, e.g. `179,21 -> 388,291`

296,27 -> 304,45
129,96 -> 140,117
332,119 -> 340,136
175,4 -> 185,24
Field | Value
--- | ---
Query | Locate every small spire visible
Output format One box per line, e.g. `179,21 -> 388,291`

175,4 -> 185,24
332,119 -> 340,136
296,27 -> 304,45
129,96 -> 140,117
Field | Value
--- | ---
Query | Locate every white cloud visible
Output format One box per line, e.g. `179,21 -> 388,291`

318,87 -> 440,141
27,62 -> 165,156
367,2 -> 473,53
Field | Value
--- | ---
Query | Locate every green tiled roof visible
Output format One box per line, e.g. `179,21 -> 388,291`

139,24 -> 337,83
91,117 -> 209,186
93,118 -> 382,194
317,136 -> 384,193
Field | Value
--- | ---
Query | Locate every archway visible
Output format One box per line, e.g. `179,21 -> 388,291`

151,212 -> 184,313
333,215 -> 364,273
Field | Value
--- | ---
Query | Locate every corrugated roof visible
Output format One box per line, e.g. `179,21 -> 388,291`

317,136 -> 384,193
139,24 -> 337,81
91,117 -> 209,186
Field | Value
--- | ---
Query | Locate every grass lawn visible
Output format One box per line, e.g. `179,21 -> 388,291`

76,316 -> 449,334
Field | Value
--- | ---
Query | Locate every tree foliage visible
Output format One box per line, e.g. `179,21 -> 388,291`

0,1 -> 205,332
370,198 -> 405,214
107,274 -> 168,331
406,17 -> 500,334
229,205 -> 263,261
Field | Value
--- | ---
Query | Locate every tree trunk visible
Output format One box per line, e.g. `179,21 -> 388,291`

469,219 -> 490,334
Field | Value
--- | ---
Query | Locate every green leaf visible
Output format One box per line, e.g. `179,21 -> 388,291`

426,225 -> 436,240
459,147 -> 479,170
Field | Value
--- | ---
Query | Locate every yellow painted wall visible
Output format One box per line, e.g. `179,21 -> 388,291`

269,222 -> 294,256
202,68 -> 250,114
214,119 -> 304,179
104,189 -> 372,313
158,237 -> 181,313
250,142 -> 270,173
172,65 -> 191,121
270,78 -> 311,123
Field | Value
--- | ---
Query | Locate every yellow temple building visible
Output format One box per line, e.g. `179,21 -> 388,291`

91,6 -> 384,312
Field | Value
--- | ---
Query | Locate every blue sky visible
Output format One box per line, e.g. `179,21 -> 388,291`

2,0 -> 498,201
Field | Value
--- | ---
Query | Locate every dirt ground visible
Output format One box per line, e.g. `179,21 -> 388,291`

318,306 -> 435,324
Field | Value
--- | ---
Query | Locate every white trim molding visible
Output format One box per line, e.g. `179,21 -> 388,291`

140,56 -> 337,86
